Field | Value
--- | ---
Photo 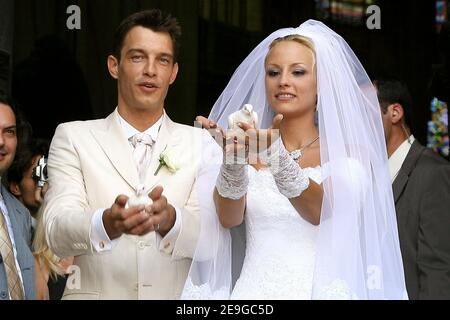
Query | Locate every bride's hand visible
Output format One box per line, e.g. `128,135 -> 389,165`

195,115 -> 226,145
237,114 -> 283,156
195,116 -> 218,130
195,115 -> 248,163
223,127 -> 250,164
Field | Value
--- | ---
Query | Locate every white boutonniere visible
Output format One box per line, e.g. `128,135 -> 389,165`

154,145 -> 180,176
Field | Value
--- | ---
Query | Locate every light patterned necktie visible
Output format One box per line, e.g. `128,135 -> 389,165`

129,133 -> 154,186
0,205 -> 25,300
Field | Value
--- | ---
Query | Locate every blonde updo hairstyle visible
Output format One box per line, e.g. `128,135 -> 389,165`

266,34 -> 316,69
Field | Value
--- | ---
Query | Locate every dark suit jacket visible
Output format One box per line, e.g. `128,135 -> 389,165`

393,141 -> 450,299
0,184 -> 35,300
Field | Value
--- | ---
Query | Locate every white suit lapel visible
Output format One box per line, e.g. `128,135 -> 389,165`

90,111 -> 140,190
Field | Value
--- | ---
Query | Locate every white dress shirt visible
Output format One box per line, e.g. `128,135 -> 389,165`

388,135 -> 415,182
0,182 -> 26,298
90,110 -> 182,253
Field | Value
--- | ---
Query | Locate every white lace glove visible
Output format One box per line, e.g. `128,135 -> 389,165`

260,138 -> 310,198
215,164 -> 248,200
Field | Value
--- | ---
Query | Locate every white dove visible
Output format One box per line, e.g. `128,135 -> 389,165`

227,104 -> 258,130
126,184 -> 153,208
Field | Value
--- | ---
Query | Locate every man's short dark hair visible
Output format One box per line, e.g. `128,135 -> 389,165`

6,138 -> 49,185
373,78 -> 413,130
112,9 -> 181,62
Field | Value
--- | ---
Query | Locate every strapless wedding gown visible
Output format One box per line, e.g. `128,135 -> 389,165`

230,165 -> 322,300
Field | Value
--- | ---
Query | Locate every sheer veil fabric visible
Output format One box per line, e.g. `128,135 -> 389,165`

182,20 -> 407,299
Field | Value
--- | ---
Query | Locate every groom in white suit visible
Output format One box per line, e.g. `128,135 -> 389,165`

41,9 -> 220,299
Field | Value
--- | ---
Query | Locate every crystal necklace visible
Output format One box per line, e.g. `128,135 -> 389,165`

288,136 -> 320,160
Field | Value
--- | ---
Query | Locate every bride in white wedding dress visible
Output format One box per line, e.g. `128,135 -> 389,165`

230,166 -> 322,299
182,20 -> 407,300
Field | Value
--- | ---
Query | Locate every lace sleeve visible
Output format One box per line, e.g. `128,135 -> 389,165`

216,164 -> 249,200
260,138 -> 310,198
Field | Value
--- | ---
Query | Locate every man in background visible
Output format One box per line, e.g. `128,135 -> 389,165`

0,95 -> 35,300
375,78 -> 450,299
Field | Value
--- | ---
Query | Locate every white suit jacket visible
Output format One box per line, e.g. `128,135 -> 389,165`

42,109 -> 221,299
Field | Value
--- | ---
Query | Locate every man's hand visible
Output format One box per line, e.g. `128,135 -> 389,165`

102,195 -> 150,240
144,186 -> 176,238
